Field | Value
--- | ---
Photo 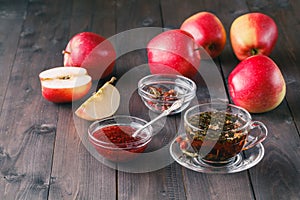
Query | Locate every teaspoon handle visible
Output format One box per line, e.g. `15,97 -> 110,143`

132,99 -> 184,138
132,110 -> 168,138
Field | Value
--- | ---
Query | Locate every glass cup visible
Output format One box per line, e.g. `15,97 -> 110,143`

184,103 -> 267,165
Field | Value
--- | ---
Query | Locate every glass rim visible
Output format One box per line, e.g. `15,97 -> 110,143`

184,103 -> 252,132
138,89 -> 195,103
137,73 -> 197,99
88,115 -> 153,148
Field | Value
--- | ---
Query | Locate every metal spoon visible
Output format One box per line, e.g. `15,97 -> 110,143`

132,98 -> 184,138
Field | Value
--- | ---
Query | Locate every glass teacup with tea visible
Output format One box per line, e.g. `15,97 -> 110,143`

184,103 -> 268,166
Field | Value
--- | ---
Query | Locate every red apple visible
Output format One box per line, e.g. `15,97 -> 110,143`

180,11 -> 226,58
39,67 -> 92,103
63,32 -> 116,80
228,55 -> 286,113
230,12 -> 278,61
147,29 -> 201,78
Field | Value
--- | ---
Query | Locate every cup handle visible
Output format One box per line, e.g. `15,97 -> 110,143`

243,121 -> 268,150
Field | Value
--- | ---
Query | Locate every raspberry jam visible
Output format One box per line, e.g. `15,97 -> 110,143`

90,125 -> 149,162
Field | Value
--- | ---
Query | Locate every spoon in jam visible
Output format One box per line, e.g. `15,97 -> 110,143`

132,98 -> 184,138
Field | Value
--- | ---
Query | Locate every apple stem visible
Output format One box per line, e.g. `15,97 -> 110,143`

108,77 -> 116,84
62,50 -> 71,55
209,44 -> 217,52
251,48 -> 259,55
96,77 -> 117,94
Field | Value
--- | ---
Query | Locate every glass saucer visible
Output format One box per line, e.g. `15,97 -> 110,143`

169,134 -> 265,174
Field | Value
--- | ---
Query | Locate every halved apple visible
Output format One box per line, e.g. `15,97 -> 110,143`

75,77 -> 120,121
39,67 -> 92,103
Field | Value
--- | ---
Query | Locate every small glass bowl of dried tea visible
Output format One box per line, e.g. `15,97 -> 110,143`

138,74 -> 196,114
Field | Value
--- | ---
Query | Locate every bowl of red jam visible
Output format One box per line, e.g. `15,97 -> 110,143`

138,74 -> 196,114
88,115 -> 153,162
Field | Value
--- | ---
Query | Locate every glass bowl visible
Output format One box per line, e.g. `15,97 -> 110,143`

138,74 -> 197,114
88,115 -> 153,162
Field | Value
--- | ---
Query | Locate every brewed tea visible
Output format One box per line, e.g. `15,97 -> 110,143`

185,111 -> 247,163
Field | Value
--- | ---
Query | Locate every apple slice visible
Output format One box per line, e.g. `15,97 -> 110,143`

75,77 -> 120,121
39,67 -> 92,103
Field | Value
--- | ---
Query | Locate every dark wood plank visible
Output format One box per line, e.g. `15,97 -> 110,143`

118,162 -> 185,200
0,0 -> 72,199
183,172 -> 255,200
247,102 -> 300,200
49,105 -> 117,200
278,0 -> 300,132
48,0 -> 117,199
0,0 -> 27,113
114,0 -> 164,78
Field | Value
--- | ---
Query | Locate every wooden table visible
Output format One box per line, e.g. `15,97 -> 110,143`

1,0 -> 299,199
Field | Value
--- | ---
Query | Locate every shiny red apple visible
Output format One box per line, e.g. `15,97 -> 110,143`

63,32 -> 116,80
230,12 -> 278,60
180,11 -> 226,58
147,29 -> 201,78
228,55 -> 286,113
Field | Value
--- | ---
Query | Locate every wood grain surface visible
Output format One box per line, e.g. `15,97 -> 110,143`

0,0 -> 299,199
